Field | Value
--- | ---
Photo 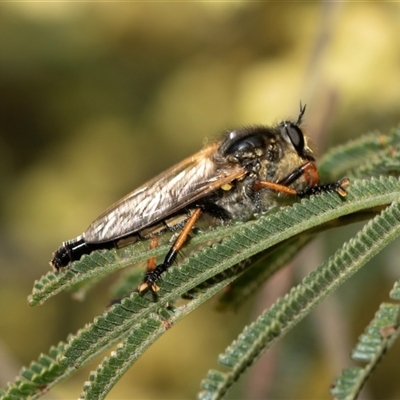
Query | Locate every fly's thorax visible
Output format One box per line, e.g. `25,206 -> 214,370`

214,126 -> 277,166
212,180 -> 261,221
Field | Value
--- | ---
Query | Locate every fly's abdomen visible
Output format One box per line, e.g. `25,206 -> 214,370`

50,210 -> 194,270
50,236 -> 118,270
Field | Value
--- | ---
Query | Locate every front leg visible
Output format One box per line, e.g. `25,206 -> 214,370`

253,161 -> 349,198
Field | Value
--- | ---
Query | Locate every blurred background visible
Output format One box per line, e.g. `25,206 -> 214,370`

1,2 -> 400,399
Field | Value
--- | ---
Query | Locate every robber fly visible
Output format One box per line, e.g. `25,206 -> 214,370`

51,104 -> 349,293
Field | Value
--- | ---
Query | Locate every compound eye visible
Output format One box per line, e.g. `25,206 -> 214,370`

283,123 -> 305,153
223,134 -> 264,157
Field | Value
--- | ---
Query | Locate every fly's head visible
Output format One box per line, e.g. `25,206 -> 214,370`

215,106 -> 317,191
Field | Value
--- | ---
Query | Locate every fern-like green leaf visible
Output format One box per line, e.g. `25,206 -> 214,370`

0,342 -> 68,400
331,303 -> 400,400
79,265 -> 245,400
318,128 -> 400,180
389,280 -> 400,300
215,234 -> 314,311
198,200 -> 400,400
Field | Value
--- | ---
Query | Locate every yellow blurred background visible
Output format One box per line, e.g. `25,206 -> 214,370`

1,2 -> 400,399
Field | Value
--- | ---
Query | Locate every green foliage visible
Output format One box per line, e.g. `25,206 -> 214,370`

331,302 -> 400,400
3,128 -> 400,399
200,198 -> 400,400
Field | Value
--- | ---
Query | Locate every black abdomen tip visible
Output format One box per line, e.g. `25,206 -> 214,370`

50,237 -> 89,270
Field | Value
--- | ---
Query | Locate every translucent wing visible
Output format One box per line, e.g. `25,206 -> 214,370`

83,143 -> 246,243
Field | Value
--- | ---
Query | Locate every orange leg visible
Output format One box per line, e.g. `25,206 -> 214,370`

146,237 -> 159,272
139,208 -> 203,293
278,161 -> 320,187
253,162 -> 348,198
253,180 -> 298,195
